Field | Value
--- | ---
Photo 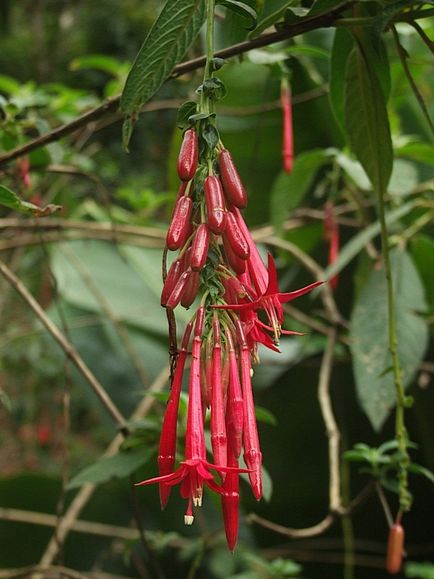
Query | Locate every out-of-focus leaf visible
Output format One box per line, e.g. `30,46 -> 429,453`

388,159 -> 419,196
0,184 -> 61,216
120,0 -> 206,148
324,201 -> 416,279
344,42 -> 393,195
408,463 -> 434,484
70,54 -> 124,76
396,141 -> 434,166
255,406 -> 278,426
68,447 -> 155,489
217,1 -> 257,30
0,387 -> 11,411
249,0 -> 296,38
270,149 -> 329,232
330,28 -> 353,134
350,249 -> 428,431
410,235 -> 434,311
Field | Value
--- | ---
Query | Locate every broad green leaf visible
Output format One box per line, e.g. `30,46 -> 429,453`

397,141 -> 434,166
324,201 -> 416,280
344,43 -> 393,195
329,28 -> 354,134
0,184 -> 61,217
217,1 -> 257,30
120,0 -> 206,147
270,149 -> 329,232
350,249 -> 428,431
68,447 -> 154,489
388,159 -> 419,197
255,405 -> 278,426
51,241 -> 187,336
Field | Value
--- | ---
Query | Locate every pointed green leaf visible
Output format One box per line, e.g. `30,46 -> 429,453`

344,43 -> 393,194
120,0 -> 206,146
68,447 -> 155,489
350,249 -> 428,431
217,0 -> 258,29
329,28 -> 354,134
0,184 -> 61,216
270,149 -> 329,233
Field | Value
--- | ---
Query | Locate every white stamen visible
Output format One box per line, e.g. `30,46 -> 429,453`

184,515 -> 194,525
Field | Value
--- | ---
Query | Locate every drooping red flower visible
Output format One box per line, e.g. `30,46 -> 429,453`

215,253 -> 323,344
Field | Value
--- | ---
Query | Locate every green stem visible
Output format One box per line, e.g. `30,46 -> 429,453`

377,187 -> 411,512
200,0 -> 215,116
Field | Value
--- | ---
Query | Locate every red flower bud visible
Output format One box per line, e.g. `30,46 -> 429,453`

181,271 -> 200,309
224,212 -> 250,260
177,128 -> 198,182
281,83 -> 293,174
191,224 -> 210,271
161,258 -> 183,306
222,235 -> 246,275
204,176 -> 226,234
166,196 -> 193,251
165,270 -> 191,309
386,523 -> 405,575
218,149 -> 247,209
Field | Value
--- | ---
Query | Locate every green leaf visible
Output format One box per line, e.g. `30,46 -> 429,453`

344,42 -> 393,194
177,100 -> 197,129
0,184 -> 61,217
0,387 -> 12,412
68,447 -> 155,489
70,54 -> 123,76
405,561 -> 434,579
329,28 -> 354,134
201,123 -> 220,151
270,149 -> 329,232
350,249 -> 429,431
249,1 -> 297,39
408,463 -> 434,484
410,235 -> 434,311
217,0 -> 257,29
324,201 -> 416,280
120,0 -> 206,147
255,406 -> 278,426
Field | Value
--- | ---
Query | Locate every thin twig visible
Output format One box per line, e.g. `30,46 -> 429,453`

407,19 -> 434,55
0,258 -> 129,433
38,365 -> 169,567
0,565 -> 89,579
318,328 -> 342,513
0,2 -> 352,169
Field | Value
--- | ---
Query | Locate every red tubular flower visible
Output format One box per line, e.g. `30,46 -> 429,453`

223,212 -> 250,260
221,444 -> 240,551
210,315 -> 227,469
226,331 -> 243,458
215,253 -> 323,344
236,321 -> 262,500
232,207 -> 268,295
157,322 -> 192,509
281,81 -> 294,174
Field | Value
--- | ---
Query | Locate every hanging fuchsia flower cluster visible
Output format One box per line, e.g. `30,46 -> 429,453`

136,124 -> 322,549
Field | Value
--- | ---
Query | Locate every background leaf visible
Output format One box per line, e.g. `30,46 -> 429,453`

270,150 -> 328,232
0,184 -> 61,217
344,41 -> 393,194
350,249 -> 429,431
120,0 -> 206,145
68,447 -> 155,489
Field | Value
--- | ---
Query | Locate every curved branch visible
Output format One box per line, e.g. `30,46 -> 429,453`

0,2 -> 352,168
